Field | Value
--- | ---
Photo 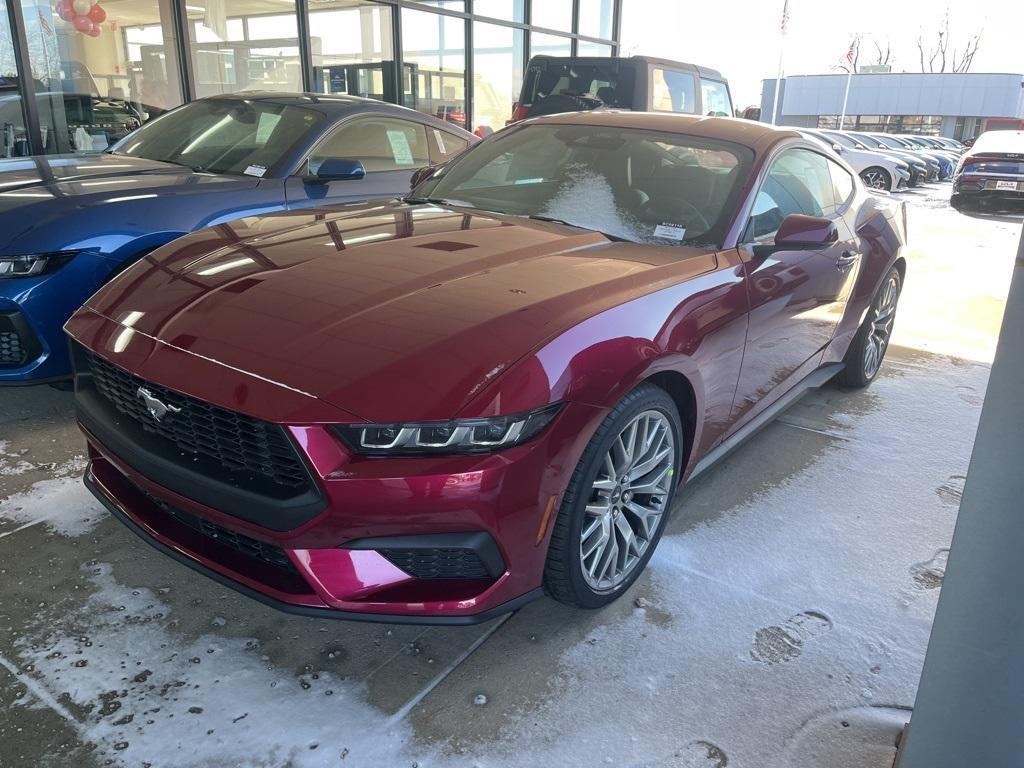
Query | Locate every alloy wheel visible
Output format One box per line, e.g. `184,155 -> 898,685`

863,274 -> 900,379
861,168 -> 889,190
579,410 -> 676,592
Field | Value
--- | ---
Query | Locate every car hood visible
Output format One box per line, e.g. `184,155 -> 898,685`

0,152 -> 195,195
0,152 -> 262,253
82,201 -> 715,422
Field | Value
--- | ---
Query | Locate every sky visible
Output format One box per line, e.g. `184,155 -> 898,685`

620,0 -> 1024,109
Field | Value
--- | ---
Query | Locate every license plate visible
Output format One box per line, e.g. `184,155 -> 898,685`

995,180 -> 1020,191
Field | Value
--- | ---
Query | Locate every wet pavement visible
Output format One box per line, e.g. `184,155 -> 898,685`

0,185 -> 1020,768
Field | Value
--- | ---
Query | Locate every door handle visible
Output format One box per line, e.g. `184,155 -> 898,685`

836,251 -> 861,270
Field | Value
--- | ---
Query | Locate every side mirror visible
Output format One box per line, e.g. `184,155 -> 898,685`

832,142 -> 844,155
305,158 -> 365,184
774,214 -> 839,248
410,164 -> 442,190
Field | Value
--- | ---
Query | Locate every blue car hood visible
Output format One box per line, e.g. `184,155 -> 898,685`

0,153 -> 262,254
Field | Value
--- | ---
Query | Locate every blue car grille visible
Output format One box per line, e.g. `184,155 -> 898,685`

85,351 -> 311,491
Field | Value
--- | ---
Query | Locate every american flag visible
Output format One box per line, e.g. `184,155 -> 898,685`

780,0 -> 790,33
38,9 -> 52,35
845,40 -> 857,65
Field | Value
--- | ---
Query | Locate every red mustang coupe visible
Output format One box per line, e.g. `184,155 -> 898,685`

66,113 -> 906,624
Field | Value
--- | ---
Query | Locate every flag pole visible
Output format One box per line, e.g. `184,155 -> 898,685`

839,67 -> 853,129
770,0 -> 789,125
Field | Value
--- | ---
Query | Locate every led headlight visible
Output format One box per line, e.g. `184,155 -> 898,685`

0,251 -> 78,279
332,403 -> 563,456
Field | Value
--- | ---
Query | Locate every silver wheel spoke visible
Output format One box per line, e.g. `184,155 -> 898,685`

579,409 -> 678,592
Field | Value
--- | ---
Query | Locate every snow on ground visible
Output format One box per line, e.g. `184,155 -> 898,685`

417,355 -> 985,768
5,354 -> 984,768
0,456 -> 99,537
12,565 -> 421,768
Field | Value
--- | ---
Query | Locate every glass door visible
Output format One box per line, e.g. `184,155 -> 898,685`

0,2 -> 30,157
17,0 -> 183,154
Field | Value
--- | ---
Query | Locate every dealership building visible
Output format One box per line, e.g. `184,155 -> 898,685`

1,0 -> 620,156
760,72 -> 1024,140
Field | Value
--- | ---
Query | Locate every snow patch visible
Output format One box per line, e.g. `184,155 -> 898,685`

15,564 -> 424,768
1,460 -> 103,536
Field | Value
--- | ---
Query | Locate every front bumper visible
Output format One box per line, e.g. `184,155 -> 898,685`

77,349 -> 604,622
0,251 -> 120,384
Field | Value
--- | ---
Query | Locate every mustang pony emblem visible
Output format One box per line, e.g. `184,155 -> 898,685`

137,387 -> 181,422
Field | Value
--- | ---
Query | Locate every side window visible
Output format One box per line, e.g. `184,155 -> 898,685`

310,117 -> 429,173
749,149 -> 837,239
828,158 -> 855,208
433,128 -> 470,158
651,68 -> 696,114
700,79 -> 732,116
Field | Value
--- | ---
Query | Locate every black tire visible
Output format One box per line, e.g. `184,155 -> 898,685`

543,383 -> 683,608
860,166 -> 892,192
836,266 -> 902,388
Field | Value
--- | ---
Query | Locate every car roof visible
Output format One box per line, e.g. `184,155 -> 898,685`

520,111 -> 798,151
527,55 -> 726,81
190,92 -> 476,136
972,130 -> 1024,153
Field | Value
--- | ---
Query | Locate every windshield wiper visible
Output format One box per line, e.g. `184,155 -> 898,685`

404,196 -> 476,208
525,214 -> 631,243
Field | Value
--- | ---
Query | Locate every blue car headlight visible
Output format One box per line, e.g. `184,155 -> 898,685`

0,251 -> 78,279
331,403 -> 563,456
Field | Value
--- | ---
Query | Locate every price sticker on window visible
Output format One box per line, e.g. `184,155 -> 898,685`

386,129 -> 415,166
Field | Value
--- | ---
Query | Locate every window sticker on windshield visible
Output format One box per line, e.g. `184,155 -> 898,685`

514,177 -> 544,185
243,164 -> 267,178
433,129 -> 447,154
653,223 -> 686,241
255,113 -> 281,144
386,129 -> 415,166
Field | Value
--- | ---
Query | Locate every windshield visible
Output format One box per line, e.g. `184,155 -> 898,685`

415,124 -> 753,247
851,132 -> 884,149
823,131 -> 858,149
522,61 -> 636,109
110,99 -> 324,176
872,135 -> 904,149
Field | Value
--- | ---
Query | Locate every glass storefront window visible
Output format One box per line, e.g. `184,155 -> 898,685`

16,0 -> 182,153
474,0 -> 524,22
309,1 -> 394,101
1,5 -> 30,157
577,40 -> 612,57
531,0 -> 572,32
472,22 -> 523,136
401,8 -> 466,130
186,0 -> 301,98
530,32 -> 571,59
578,0 -> 614,39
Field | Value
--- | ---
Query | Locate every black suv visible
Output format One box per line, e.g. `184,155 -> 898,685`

510,55 -> 733,123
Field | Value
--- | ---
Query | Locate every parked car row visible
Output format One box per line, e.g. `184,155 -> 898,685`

795,127 -> 965,191
2,96 -> 908,622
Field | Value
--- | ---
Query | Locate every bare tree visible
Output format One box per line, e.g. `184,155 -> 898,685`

873,38 -> 891,67
917,6 -> 983,72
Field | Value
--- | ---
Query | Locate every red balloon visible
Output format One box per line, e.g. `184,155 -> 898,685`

56,5 -> 74,21
72,14 -> 92,32
88,4 -> 106,23
58,0 -> 75,13
86,23 -> 101,37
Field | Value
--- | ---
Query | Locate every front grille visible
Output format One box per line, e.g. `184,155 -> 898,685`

380,548 -> 491,580
0,329 -> 24,366
86,351 -> 310,491
148,493 -> 299,575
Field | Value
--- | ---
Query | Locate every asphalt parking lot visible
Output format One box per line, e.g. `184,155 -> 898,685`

0,184 -> 1020,768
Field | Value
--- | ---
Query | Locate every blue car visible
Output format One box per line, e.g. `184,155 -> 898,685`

0,93 -> 475,384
